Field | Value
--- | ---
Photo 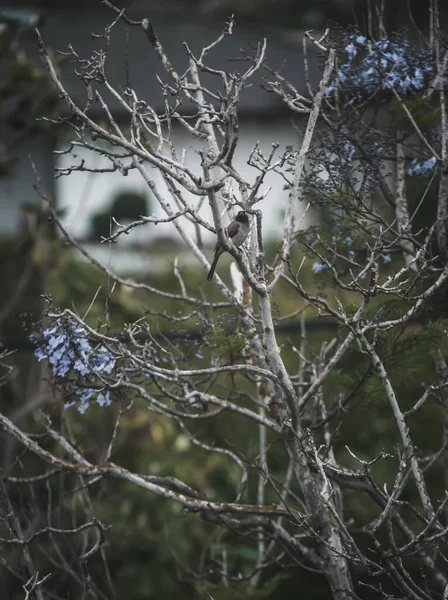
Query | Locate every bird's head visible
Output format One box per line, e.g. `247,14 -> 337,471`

235,211 -> 249,223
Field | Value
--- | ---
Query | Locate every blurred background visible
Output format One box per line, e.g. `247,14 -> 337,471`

0,1 -> 447,599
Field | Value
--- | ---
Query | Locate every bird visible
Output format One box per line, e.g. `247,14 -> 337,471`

207,211 -> 250,281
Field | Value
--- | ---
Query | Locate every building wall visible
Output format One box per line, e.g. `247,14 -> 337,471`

56,117 -> 314,247
0,4 -> 320,274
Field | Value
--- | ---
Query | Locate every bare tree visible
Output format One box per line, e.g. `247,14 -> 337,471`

2,2 -> 448,599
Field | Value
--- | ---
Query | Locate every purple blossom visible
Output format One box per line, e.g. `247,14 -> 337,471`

97,391 -> 111,407
78,401 -> 89,415
342,142 -> 355,164
312,263 -> 329,273
32,317 -> 117,414
93,347 -> 116,374
408,156 -> 437,177
345,42 -> 357,59
325,31 -> 443,101
412,68 -> 424,88
73,358 -> 90,376
48,332 -> 66,351
34,345 -> 48,361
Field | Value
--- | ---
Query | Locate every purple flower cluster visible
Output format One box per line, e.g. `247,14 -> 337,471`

34,317 -> 115,413
312,262 -> 328,273
408,156 -> 437,177
326,31 -> 441,102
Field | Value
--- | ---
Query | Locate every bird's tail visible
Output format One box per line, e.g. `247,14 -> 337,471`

207,252 -> 220,280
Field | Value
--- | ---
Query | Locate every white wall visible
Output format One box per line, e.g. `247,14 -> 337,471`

56,117 -> 313,248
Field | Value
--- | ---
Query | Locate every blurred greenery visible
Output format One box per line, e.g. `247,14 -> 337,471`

2,221 -> 447,598
90,190 -> 151,240
0,14 -> 61,176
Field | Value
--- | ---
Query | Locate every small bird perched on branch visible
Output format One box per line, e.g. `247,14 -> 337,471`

207,211 -> 250,280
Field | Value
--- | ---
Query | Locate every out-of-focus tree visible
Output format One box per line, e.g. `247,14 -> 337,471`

90,190 -> 150,239
0,9 -> 60,176
0,7 -> 61,352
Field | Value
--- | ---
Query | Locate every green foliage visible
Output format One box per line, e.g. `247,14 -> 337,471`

196,573 -> 287,600
4,216 -> 448,598
388,95 -> 440,130
205,320 -> 257,365
0,21 -> 61,176
90,190 -> 150,238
